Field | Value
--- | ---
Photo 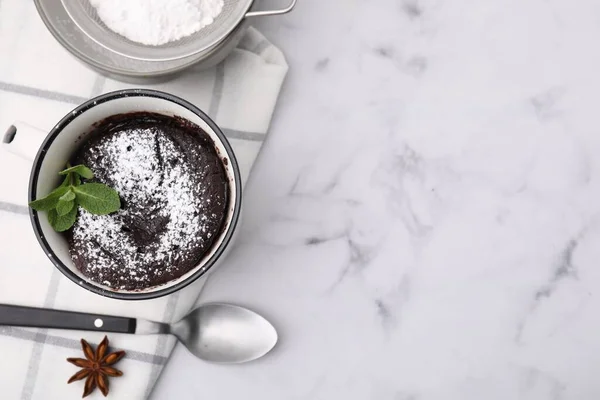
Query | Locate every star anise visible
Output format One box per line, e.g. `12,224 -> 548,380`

67,336 -> 126,398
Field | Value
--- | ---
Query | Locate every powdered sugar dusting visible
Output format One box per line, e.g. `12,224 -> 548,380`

89,0 -> 225,46
70,117 -> 228,291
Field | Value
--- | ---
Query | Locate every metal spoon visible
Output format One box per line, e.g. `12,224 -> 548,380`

0,303 -> 277,363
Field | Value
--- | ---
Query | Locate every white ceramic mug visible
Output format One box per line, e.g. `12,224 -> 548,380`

5,89 -> 242,300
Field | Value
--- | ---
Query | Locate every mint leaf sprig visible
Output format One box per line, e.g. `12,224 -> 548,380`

29,164 -> 121,232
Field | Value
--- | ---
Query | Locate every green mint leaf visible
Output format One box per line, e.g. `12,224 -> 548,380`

28,185 -> 70,211
47,206 -> 77,232
47,209 -> 56,226
56,198 -> 75,216
58,174 -> 70,188
30,163 -> 121,232
65,172 -> 81,187
59,190 -> 76,202
73,183 -> 121,215
59,165 -> 94,179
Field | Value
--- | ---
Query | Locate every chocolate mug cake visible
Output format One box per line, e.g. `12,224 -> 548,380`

67,112 -> 229,291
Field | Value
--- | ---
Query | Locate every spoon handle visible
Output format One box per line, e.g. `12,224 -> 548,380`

0,304 -> 136,333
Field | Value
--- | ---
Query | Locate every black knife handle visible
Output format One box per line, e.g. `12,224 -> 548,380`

0,304 -> 136,333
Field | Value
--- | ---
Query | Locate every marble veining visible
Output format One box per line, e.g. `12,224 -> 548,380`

153,0 -> 600,398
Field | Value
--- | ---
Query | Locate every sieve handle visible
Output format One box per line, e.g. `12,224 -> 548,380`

245,0 -> 297,17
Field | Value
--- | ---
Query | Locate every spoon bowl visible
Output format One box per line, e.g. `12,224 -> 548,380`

171,303 -> 278,363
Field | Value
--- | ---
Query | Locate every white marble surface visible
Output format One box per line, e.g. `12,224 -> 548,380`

153,0 -> 600,399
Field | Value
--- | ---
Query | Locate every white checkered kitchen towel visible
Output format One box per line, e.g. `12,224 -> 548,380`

0,1 -> 288,399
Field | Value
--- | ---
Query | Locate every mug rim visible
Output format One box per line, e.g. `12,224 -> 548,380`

28,89 -> 242,300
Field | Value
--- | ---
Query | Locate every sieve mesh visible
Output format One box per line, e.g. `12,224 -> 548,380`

62,0 -> 253,61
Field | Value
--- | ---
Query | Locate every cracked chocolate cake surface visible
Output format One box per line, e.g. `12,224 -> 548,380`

68,112 -> 228,291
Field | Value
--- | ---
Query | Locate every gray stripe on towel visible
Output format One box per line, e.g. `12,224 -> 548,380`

209,62 -> 225,118
0,81 -> 86,105
0,326 -> 167,364
145,292 -> 181,398
21,269 -> 61,400
223,128 -> 265,142
0,81 -> 266,143
0,201 -> 28,215
90,76 -> 106,97
250,39 -> 271,56
238,37 -> 270,56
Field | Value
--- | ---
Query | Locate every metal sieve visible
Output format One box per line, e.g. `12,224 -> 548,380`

61,0 -> 296,62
